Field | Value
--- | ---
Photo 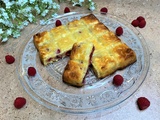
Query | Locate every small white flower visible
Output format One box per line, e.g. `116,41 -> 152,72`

11,13 -> 16,20
35,5 -> 41,14
52,3 -> 60,9
89,1 -> 96,11
24,7 -> 32,13
79,0 -> 84,2
0,8 -> 5,13
17,24 -> 24,30
3,0 -> 9,3
6,29 -> 12,35
52,13 -> 58,18
40,20 -> 46,25
90,2 -> 95,6
0,29 -> 4,34
13,31 -> 20,38
27,14 -> 34,22
4,21 -> 13,27
28,18 -> 33,22
41,10 -> 49,17
17,0 -> 28,6
1,37 -> 8,42
42,0 -> 52,4
2,12 -> 9,19
29,0 -> 35,4
23,21 -> 29,26
0,19 -> 5,24
4,2 -> 13,9
89,6 -> 95,11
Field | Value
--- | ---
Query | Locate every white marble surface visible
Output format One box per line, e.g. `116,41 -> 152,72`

1,0 -> 160,119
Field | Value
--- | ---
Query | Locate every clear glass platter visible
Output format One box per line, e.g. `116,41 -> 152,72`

16,11 -> 150,114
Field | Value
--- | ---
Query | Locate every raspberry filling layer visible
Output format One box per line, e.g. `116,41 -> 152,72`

47,50 -> 71,63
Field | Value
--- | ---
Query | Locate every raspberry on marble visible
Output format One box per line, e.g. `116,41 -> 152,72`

5,55 -> 15,64
131,19 -> 139,27
100,7 -> 108,14
138,20 -> 146,28
137,97 -> 150,110
137,16 -> 145,22
14,97 -> 26,109
64,7 -> 70,13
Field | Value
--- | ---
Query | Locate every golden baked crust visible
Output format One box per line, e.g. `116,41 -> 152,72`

33,25 -> 74,65
33,14 -> 137,79
63,42 -> 94,87
91,42 -> 136,79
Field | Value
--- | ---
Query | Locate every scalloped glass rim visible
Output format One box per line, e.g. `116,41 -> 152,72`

16,11 -> 150,114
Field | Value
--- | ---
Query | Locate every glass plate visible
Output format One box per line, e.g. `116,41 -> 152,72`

16,11 -> 150,114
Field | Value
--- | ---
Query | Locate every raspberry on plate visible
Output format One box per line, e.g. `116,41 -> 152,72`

137,97 -> 150,110
28,67 -> 36,76
14,97 -> 26,109
112,74 -> 124,86
116,26 -> 123,36
55,20 -> 62,27
5,55 -> 15,64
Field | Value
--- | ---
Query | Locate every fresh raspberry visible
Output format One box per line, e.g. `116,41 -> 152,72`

28,67 -> 36,76
14,97 -> 26,109
5,55 -> 15,64
55,20 -> 62,27
116,27 -> 123,36
64,7 -> 70,13
113,74 -> 124,86
138,20 -> 146,28
137,97 -> 150,110
137,16 -> 145,22
100,7 -> 108,14
131,19 -> 139,27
